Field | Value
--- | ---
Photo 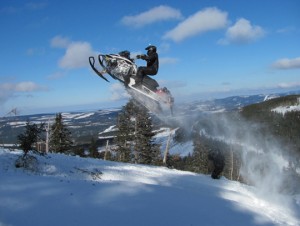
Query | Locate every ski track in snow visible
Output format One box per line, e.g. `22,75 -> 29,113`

0,149 -> 299,226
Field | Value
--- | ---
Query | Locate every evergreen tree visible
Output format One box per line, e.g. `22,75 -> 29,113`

115,99 -> 161,164
49,113 -> 73,153
89,137 -> 99,158
134,102 -> 161,165
114,100 -> 136,162
192,132 -> 210,174
17,121 -> 44,156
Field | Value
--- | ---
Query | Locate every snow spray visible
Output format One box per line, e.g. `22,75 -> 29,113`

195,113 -> 300,219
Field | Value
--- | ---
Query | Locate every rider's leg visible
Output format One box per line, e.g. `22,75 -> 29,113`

133,67 -> 146,87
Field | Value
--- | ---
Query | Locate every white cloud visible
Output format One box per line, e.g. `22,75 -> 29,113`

51,36 -> 96,69
15,81 -> 42,92
272,57 -> 300,69
59,42 -> 95,69
0,81 -> 45,105
121,5 -> 183,28
158,42 -> 171,53
51,35 -> 71,48
26,47 -> 45,56
47,72 -> 66,80
163,7 -> 228,42
219,18 -> 265,45
277,82 -> 300,88
276,26 -> 296,34
0,81 -> 43,93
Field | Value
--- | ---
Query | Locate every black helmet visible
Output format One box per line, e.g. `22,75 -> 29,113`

145,45 -> 157,52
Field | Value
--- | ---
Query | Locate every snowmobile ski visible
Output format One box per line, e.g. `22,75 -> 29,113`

88,56 -> 109,82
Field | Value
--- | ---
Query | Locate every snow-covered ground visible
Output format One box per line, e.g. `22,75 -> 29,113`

1,149 -> 299,226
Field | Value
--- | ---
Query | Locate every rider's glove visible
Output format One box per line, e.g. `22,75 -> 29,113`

136,55 -> 141,59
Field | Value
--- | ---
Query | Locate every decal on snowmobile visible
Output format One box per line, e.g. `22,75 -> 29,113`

89,51 -> 174,115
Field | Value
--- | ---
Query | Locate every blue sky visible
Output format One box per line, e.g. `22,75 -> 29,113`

0,0 -> 299,115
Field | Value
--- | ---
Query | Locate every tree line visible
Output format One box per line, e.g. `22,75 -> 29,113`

17,113 -> 73,157
16,95 -> 300,188
16,99 -> 243,180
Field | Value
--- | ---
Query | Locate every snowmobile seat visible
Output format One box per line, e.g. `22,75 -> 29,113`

142,75 -> 159,91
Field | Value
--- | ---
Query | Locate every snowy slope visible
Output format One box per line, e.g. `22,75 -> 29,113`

1,149 -> 299,226
271,97 -> 300,115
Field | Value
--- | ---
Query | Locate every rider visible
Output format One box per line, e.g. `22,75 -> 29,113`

133,45 -> 159,88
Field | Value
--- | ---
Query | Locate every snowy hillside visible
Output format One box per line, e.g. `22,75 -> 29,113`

271,97 -> 300,115
1,149 -> 299,226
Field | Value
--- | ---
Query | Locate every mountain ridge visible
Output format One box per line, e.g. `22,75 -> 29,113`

1,90 -> 300,145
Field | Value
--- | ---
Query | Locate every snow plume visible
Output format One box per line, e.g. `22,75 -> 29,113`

109,83 -> 130,101
197,113 -> 300,217
128,89 -> 166,116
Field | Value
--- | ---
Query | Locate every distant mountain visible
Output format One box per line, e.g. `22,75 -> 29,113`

1,90 -> 300,145
182,89 -> 300,113
0,109 -> 121,145
182,94 -> 267,113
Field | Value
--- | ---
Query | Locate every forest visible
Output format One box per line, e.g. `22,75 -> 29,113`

14,95 -> 300,188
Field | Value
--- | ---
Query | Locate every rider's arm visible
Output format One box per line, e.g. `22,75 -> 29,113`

141,53 -> 156,62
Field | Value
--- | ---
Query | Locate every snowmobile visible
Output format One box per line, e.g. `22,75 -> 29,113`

89,51 -> 174,115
